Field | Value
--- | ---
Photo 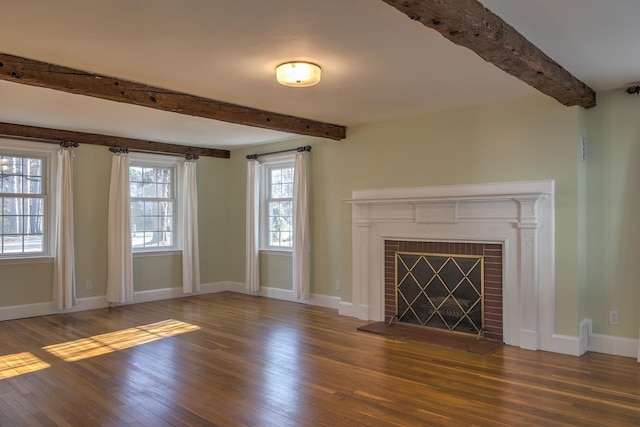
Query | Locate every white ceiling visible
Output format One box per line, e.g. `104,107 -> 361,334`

0,0 -> 638,150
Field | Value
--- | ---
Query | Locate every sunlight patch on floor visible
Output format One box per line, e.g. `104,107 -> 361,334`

43,319 -> 200,362
0,352 -> 51,379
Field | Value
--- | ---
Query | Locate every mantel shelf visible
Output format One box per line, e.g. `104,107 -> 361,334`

346,180 -> 553,206
345,192 -> 549,205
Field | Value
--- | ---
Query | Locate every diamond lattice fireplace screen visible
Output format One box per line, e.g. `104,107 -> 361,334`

396,252 -> 483,336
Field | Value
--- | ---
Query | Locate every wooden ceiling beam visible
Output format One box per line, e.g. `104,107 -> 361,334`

0,52 -> 347,140
381,0 -> 596,108
0,122 -> 230,158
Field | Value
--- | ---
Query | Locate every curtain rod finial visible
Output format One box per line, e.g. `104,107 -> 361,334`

247,144 -> 311,160
109,146 -> 129,154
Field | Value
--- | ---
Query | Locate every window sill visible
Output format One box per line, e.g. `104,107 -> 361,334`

259,249 -> 292,257
133,250 -> 182,258
0,256 -> 54,266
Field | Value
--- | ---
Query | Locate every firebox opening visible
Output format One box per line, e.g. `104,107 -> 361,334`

396,252 -> 483,336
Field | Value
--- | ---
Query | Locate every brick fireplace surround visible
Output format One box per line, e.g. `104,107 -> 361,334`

342,180 -> 586,356
384,240 -> 503,341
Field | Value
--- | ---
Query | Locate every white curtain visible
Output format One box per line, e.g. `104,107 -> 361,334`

182,159 -> 200,293
292,150 -> 310,300
245,159 -> 260,293
106,151 -> 133,304
53,146 -> 76,309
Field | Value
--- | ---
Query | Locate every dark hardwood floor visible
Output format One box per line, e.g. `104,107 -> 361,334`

0,292 -> 638,426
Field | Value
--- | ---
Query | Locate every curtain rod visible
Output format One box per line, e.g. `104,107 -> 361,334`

0,135 -> 79,149
108,146 -> 199,160
0,134 -> 72,146
246,145 -> 311,160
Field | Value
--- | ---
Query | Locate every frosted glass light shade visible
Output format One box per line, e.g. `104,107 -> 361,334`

276,62 -> 321,87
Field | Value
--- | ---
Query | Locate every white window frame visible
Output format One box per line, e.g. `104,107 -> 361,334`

0,138 -> 57,263
259,153 -> 295,253
129,153 -> 183,255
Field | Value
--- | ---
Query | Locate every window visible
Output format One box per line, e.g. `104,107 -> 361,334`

260,156 -> 294,250
1,156 -> 45,254
0,139 -> 55,258
129,155 -> 180,252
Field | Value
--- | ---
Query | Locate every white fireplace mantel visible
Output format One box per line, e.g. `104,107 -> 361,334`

343,180 -> 574,354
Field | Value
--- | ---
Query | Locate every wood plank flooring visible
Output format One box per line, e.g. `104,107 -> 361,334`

0,292 -> 638,426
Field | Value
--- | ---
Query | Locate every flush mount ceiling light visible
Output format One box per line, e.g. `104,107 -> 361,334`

276,62 -> 321,87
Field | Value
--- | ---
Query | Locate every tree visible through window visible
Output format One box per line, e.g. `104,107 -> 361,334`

267,166 -> 293,248
0,155 -> 45,255
130,165 -> 174,250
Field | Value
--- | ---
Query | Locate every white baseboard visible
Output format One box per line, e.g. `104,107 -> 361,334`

0,297 -> 112,322
0,301 -> 58,322
547,334 -> 582,356
0,281 -> 235,322
254,286 -> 341,310
519,329 -> 538,351
338,301 -> 357,318
589,333 -> 639,359
256,286 -> 292,300
575,318 -> 639,359
532,318 -> 638,359
221,281 -> 249,293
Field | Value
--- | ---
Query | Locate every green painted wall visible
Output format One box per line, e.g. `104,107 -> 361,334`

0,261 -> 53,306
259,253 -> 293,290
196,156 -> 230,285
225,146 -> 250,284
74,144 -> 111,298
132,255 -> 182,292
586,90 -> 640,338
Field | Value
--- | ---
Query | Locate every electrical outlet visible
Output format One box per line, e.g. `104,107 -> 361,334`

85,280 -> 92,290
609,310 -> 619,325
335,280 -> 341,291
